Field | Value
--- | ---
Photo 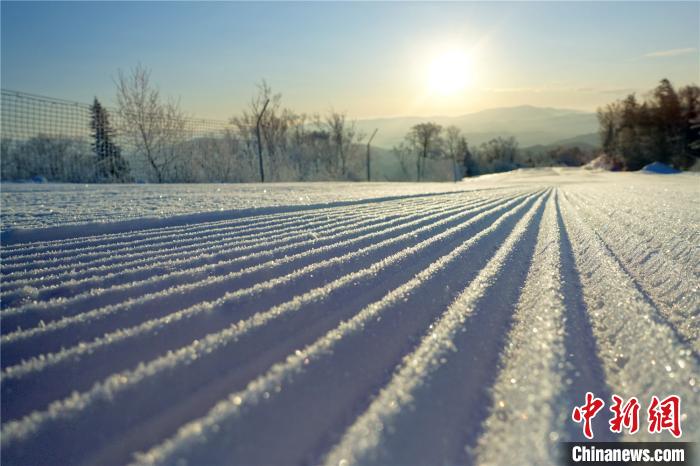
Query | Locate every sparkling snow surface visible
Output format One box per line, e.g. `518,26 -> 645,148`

1,182 -> 472,231
1,168 -> 698,466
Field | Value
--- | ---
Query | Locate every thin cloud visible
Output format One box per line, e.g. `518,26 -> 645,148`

482,86 -> 640,95
598,88 -> 639,95
644,47 -> 697,58
481,85 -> 583,94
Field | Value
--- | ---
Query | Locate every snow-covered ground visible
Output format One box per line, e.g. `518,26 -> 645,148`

1,168 -> 698,465
1,182 -> 471,232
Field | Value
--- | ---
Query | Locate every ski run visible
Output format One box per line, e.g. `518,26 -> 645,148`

1,168 -> 698,465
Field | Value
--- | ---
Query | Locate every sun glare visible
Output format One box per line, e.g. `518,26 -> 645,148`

427,50 -> 473,96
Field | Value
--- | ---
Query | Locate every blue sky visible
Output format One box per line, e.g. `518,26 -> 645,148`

2,1 -> 698,119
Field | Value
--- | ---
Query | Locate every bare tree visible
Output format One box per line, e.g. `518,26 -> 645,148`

1,136 -> 93,182
287,113 -> 313,179
474,136 -> 519,173
445,126 -> 470,181
232,81 -> 288,182
324,110 -> 362,178
392,142 -> 414,181
188,129 -> 245,182
407,122 -> 443,181
115,64 -> 186,182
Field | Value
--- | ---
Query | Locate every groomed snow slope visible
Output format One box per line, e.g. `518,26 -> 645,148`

1,182 -> 473,232
1,168 -> 698,465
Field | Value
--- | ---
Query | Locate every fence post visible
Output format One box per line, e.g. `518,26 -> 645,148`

366,128 -> 377,182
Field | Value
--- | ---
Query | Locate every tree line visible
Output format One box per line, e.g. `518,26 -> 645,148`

391,124 -> 522,180
2,70 -> 697,183
109,66 -> 370,183
389,79 -> 700,178
597,79 -> 699,170
391,126 -> 591,179
2,66 -> 369,183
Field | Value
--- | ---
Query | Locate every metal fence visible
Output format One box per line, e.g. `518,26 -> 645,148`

1,89 -> 241,182
1,88 -> 456,183
1,89 -> 234,142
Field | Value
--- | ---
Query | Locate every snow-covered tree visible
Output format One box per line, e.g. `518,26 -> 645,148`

115,64 -> 186,182
90,97 -> 130,182
407,122 -> 443,181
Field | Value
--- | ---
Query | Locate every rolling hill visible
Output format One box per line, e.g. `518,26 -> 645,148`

356,105 -> 599,149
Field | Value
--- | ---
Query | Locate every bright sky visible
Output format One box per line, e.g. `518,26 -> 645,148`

2,1 -> 698,120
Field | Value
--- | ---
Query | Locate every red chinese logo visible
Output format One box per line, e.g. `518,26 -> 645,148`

647,395 -> 682,438
572,393 -> 682,439
572,392 -> 605,439
609,395 -> 640,434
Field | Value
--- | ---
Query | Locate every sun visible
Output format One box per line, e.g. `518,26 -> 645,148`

427,50 -> 473,96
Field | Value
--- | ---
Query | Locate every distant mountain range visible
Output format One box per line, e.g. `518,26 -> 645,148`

522,132 -> 600,153
356,105 -> 600,149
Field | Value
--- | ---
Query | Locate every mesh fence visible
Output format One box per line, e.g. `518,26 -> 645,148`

1,89 -> 456,182
1,89 -> 233,143
1,90 -> 93,141
1,89 -> 242,182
